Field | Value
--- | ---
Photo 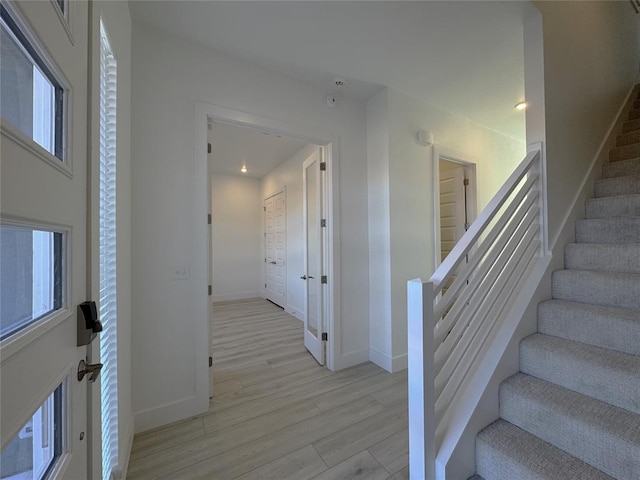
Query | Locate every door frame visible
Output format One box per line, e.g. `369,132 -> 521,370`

433,149 -> 478,269
195,103 -> 340,386
263,188 -> 287,308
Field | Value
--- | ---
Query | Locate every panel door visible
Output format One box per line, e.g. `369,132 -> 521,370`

1,1 -> 91,478
264,191 -> 286,308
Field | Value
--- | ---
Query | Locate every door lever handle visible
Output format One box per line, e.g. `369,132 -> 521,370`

300,275 -> 307,280
270,261 -> 277,264
77,359 -> 103,383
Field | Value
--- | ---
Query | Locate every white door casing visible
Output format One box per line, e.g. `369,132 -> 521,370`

302,148 -> 325,365
1,1 -> 91,478
264,190 -> 286,308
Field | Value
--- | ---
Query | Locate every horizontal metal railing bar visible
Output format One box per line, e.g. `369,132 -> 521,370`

435,226 -> 540,414
433,197 -> 539,345
434,204 -> 539,358
431,150 -> 540,296
433,218 -> 539,381
433,177 -> 539,321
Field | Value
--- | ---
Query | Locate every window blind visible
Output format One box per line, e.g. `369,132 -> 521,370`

99,20 -> 118,480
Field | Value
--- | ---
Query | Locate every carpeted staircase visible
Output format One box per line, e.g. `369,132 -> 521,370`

471,100 -> 640,479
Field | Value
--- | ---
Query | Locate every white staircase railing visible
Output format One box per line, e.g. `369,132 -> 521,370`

408,146 -> 546,480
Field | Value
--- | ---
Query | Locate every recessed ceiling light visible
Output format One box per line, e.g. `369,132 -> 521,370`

514,101 -> 528,111
241,165 -> 247,173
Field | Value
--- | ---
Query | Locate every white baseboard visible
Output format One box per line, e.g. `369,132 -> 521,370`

369,348 -> 406,373
286,305 -> 304,321
133,394 -> 207,434
212,291 -> 262,303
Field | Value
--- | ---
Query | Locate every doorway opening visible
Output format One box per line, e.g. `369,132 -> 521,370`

435,155 -> 477,267
200,105 -> 337,399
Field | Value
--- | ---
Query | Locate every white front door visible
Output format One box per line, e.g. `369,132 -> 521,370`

264,191 -> 286,308
1,1 -> 91,478
302,148 -> 325,365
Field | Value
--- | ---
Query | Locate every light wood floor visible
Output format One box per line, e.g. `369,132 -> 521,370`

127,298 -> 409,480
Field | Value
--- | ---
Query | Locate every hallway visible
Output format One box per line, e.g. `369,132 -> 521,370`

127,299 -> 409,479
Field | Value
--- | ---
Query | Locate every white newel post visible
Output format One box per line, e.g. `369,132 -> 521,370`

408,279 -> 436,480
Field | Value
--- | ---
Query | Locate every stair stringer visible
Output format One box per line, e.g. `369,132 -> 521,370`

437,83 -> 638,480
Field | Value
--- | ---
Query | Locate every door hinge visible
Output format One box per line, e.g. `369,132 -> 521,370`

321,275 -> 328,284
321,332 -> 328,341
207,143 -> 212,154
208,285 -> 212,296
320,162 -> 327,171
463,178 -> 470,186
209,356 -> 213,367
207,213 -> 212,224
320,219 -> 327,228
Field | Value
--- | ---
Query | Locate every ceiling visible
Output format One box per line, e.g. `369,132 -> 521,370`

130,1 -> 531,177
208,122 -> 310,178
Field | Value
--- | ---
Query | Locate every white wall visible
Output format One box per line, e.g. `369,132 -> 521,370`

262,144 -> 318,320
131,25 -> 370,432
367,88 -> 525,372
93,1 -> 134,476
210,174 -> 262,302
535,0 -> 640,246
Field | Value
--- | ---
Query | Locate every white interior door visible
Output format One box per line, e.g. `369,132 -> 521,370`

1,1 -> 91,478
439,163 -> 467,262
264,191 -> 286,308
302,149 -> 325,365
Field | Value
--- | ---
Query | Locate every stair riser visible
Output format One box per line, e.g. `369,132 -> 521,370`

617,130 -> 640,147
576,218 -> 640,242
603,158 -> 640,178
552,270 -> 640,310
538,301 -> 640,356
500,377 -> 640,480
622,119 -> 640,133
520,335 -> 640,415
564,243 -> 640,273
595,175 -> 640,197
586,195 -> 640,218
629,109 -> 640,120
610,143 -> 640,162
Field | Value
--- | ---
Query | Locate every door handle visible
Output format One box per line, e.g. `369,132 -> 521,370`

270,261 -> 277,264
77,359 -> 103,383
308,276 -> 315,279
300,275 -> 307,280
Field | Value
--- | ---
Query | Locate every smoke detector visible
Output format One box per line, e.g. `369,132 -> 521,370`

326,95 -> 337,107
333,78 -> 346,89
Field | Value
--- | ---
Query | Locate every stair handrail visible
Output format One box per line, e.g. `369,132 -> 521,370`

408,146 -> 546,480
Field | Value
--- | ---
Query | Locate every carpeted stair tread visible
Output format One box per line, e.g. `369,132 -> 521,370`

622,118 -> 640,133
610,143 -> 640,162
564,242 -> 640,273
476,419 -> 614,480
585,194 -> 640,218
538,300 -> 640,356
617,129 -> 640,147
520,333 -> 640,415
602,157 -> 640,178
552,269 -> 640,310
628,109 -> 640,121
575,217 -> 640,243
500,374 -> 640,480
595,174 -> 640,197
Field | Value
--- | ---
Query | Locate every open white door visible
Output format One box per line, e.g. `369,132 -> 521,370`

1,1 -> 91,478
302,148 -> 325,365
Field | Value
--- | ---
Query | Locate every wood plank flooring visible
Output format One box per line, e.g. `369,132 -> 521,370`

127,298 -> 409,480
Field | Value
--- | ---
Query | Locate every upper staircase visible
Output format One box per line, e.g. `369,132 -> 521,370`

472,92 -> 640,480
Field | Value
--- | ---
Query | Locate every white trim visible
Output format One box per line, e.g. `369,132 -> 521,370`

196,102 -> 341,372
286,305 -> 304,321
49,0 -> 74,45
369,347 -> 408,373
212,291 -> 263,303
1,121 -> 73,179
133,395 -> 202,434
115,413 -> 134,480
